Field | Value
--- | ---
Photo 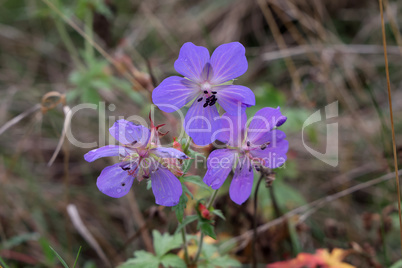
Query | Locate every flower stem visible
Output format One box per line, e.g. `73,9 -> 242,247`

193,189 -> 219,264
181,227 -> 190,265
252,174 -> 264,268
183,136 -> 192,155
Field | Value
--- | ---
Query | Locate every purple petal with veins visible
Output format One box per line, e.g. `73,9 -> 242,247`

96,163 -> 136,198
84,145 -> 127,162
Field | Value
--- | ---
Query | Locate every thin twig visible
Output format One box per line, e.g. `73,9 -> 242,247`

48,106 -> 72,167
220,170 -> 402,252
378,0 -> 402,255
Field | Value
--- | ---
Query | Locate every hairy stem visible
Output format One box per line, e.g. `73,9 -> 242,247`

193,189 -> 219,264
181,228 -> 190,265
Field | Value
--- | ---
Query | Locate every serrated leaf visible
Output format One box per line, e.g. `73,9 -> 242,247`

175,215 -> 198,234
200,222 -> 216,240
152,230 -> 183,257
160,254 -> 186,268
211,209 -> 226,220
183,176 -> 210,190
118,251 -> 159,268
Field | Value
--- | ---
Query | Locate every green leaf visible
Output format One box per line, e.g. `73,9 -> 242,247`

175,215 -> 198,234
152,230 -> 183,257
118,251 -> 159,268
211,209 -> 226,220
200,222 -> 216,240
2,232 -> 40,249
49,246 -> 69,268
73,246 -> 82,268
0,256 -> 10,268
390,260 -> 402,268
160,254 -> 186,268
172,184 -> 189,222
183,176 -> 211,190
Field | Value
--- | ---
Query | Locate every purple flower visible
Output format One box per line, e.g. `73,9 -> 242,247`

203,107 -> 288,205
84,119 -> 188,206
152,42 -> 255,146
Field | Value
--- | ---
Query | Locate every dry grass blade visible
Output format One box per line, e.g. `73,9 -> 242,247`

48,106 -> 72,167
220,169 -> 402,252
67,204 -> 112,268
40,0 -> 147,93
378,0 -> 402,254
0,104 -> 40,136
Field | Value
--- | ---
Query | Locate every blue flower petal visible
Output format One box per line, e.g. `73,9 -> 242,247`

109,119 -> 150,146
152,76 -> 200,113
209,42 -> 248,85
246,107 -> 287,145
151,167 -> 182,206
249,129 -> 286,147
174,42 -> 210,83
216,112 -> 247,147
96,163 -> 135,198
229,156 -> 254,205
215,85 -> 255,115
84,145 -> 127,162
150,147 -> 189,159
249,139 -> 289,168
204,149 -> 236,190
184,99 -> 220,146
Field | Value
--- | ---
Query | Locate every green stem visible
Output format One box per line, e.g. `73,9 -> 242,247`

252,174 -> 264,268
193,189 -> 219,264
181,228 -> 190,265
183,136 -> 192,155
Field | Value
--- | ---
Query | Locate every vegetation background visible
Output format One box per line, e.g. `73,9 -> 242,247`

0,0 -> 402,267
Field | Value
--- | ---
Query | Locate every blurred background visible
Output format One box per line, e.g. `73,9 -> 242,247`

1,0 -> 402,267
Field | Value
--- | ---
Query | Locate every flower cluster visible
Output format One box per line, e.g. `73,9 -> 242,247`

84,119 -> 188,206
85,42 -> 288,206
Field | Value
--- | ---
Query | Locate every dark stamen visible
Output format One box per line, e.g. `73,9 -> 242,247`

203,102 -> 209,108
247,141 -> 250,147
212,91 -> 217,94
143,175 -> 150,179
121,183 -> 126,186
249,166 -> 252,172
261,144 -> 267,150
209,101 -> 215,106
121,166 -> 130,171
131,140 -> 137,145
197,97 -> 203,102
204,90 -> 208,94
255,165 -> 260,171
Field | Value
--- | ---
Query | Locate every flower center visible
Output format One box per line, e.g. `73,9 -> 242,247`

198,82 -> 218,108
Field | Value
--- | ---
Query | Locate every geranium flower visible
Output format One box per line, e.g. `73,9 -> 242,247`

84,119 -> 188,206
152,42 -> 255,146
203,107 -> 288,205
